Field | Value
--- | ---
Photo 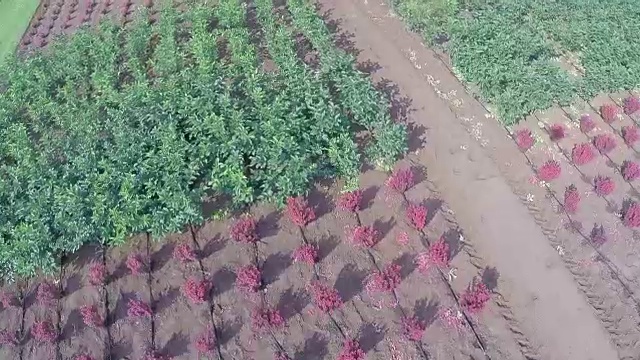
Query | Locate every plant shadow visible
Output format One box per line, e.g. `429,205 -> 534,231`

294,332 -> 329,360
262,252 -> 292,286
277,287 -> 309,321
334,263 -> 367,303
358,323 -> 386,353
211,267 -> 236,297
414,297 -> 440,327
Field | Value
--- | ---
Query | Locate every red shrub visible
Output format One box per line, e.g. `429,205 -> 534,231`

623,201 -> 640,227
594,176 -> 615,196
37,282 -> 57,305
337,190 -> 363,212
548,124 -> 566,141
236,265 -> 262,293
396,231 -> 409,245
126,253 -> 145,275
571,143 -> 595,165
537,160 -> 561,181
182,278 -> 211,304
88,262 -> 107,286
32,320 -> 57,342
385,168 -> 415,193
274,352 -> 291,360
416,237 -> 450,271
307,281 -> 342,313
143,350 -> 168,360
292,244 -> 318,265
590,225 -> 608,247
173,243 -> 197,263
563,185 -> 580,214
514,129 -> 534,151
622,161 -> 640,181
127,299 -> 152,318
594,134 -> 616,154
0,291 -> 17,308
195,327 -> 216,354
402,316 -> 425,341
285,197 -> 316,227
0,330 -> 18,346
439,308 -> 466,330
75,356 -> 95,360
346,225 -> 379,248
230,216 -> 259,244
623,96 -> 640,115
365,263 -> 402,294
600,103 -> 620,123
251,307 -> 285,332
579,114 -> 596,133
460,280 -> 491,314
337,339 -> 365,360
406,203 -> 428,230
80,305 -> 103,327
623,126 -> 640,145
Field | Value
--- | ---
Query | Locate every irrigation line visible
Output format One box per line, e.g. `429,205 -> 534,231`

145,233 -> 157,351
56,257 -> 64,360
18,281 -> 26,360
100,244 -> 113,357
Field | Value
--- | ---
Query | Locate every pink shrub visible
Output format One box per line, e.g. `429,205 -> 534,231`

385,168 -> 415,193
80,305 -> 103,327
88,262 -> 107,286
230,216 -> 259,244
126,253 -> 145,275
337,339 -> 365,360
0,330 -> 18,346
623,126 -> 640,145
514,129 -> 534,151
622,161 -> 640,181
460,280 -> 490,314
580,114 -> 596,133
563,185 -> 580,214
537,160 -> 561,181
594,134 -> 616,154
416,237 -> 450,271
396,231 -> 409,245
285,197 -> 316,227
406,203 -> 428,230
623,96 -> 640,115
365,263 -> 401,293
623,201 -> 640,227
590,225 -> 608,247
346,225 -> 379,248
143,350 -> 168,360
236,265 -> 262,293
548,124 -> 566,141
32,320 -> 57,342
127,299 -> 152,318
402,316 -> 425,341
594,176 -> 615,196
292,244 -> 318,265
337,190 -> 363,212
308,281 -> 342,313
195,327 -> 216,354
173,243 -> 197,263
75,356 -> 95,360
274,352 -> 291,360
571,143 -> 595,165
251,307 -> 285,332
182,278 -> 210,304
37,282 -> 57,305
0,291 -> 17,308
439,308 -> 466,330
600,103 -> 620,123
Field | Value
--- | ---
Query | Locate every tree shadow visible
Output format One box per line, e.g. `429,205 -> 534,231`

154,287 -> 180,315
109,260 -> 129,285
307,187 -> 334,219
277,287 -> 309,320
294,332 -> 328,360
334,264 -> 367,303
211,267 -> 236,297
356,59 -> 381,75
358,323 -> 385,353
61,307 -> 83,340
422,197 -> 443,227
262,252 -> 292,286
198,235 -> 227,260
392,253 -> 416,281
407,122 -> 428,154
109,291 -> 137,325
151,241 -> 175,272
218,317 -> 243,346
414,297 -> 439,327
161,332 -> 189,357
376,77 -> 415,124
373,217 -> 395,241
320,9 -> 359,58
361,186 -> 378,211
481,266 -> 500,292
64,243 -> 100,269
318,235 -> 339,262
442,228 -> 463,260
258,211 -> 282,238
63,273 -> 82,297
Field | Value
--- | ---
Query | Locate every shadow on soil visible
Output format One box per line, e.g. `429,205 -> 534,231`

151,241 -> 175,272
414,297 -> 440,327
392,252 -> 417,280
481,266 -> 500,292
318,235 -> 339,261
334,264 -> 367,302
211,267 -> 236,297
155,287 -> 180,315
218,317 -> 243,346
199,234 -> 227,260
262,251 -> 292,286
63,273 -> 82,298
110,340 -> 133,360
358,322 -> 386,353
294,332 -> 329,360
161,332 -> 189,357
61,307 -> 83,340
277,287 -> 309,320
442,227 -> 463,260
258,211 -> 282,238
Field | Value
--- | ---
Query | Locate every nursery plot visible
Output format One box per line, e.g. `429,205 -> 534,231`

0,283 -> 22,359
22,276 -> 60,360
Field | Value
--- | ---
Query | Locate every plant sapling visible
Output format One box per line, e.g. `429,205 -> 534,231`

580,114 -> 596,133
594,176 -> 615,196
292,244 -> 318,265
594,134 -> 616,154
623,201 -> 640,227
251,306 -> 285,332
549,124 -> 566,141
385,168 -> 415,193
563,185 -> 580,214
308,281 -> 342,313
571,143 -> 594,165
127,299 -> 152,318
88,261 -> 107,286
514,129 -> 534,151
622,126 -> 640,145
337,190 -> 363,212
461,279 -> 491,314
236,265 -> 262,293
80,305 -> 103,327
337,339 -> 365,360
600,103 -> 620,123
285,197 -> 316,227
623,96 -> 640,115
416,237 -> 450,271
126,253 -> 145,275
230,216 -> 259,244
402,316 -> 426,341
182,278 -> 211,304
32,320 -> 57,342
623,161 -> 640,181
346,225 -> 380,248
365,263 -> 402,294
406,203 -> 428,230
537,160 -> 561,181
173,243 -> 197,263
195,327 -> 216,354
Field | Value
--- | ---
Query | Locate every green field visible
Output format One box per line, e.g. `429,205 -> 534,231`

0,0 -> 40,60
392,0 -> 640,124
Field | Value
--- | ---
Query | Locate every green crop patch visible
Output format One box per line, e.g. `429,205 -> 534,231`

0,0 -> 40,61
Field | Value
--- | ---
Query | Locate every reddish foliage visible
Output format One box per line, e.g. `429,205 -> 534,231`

594,134 -> 616,154
406,203 -> 428,230
337,190 -> 363,212
623,202 -> 640,227
439,308 -> 466,330
461,280 -> 491,314
537,160 -> 561,181
365,263 -> 402,293
416,237 -> 450,271
32,320 -> 57,342
127,299 -> 152,318
88,261 -> 107,286
385,168 -> 415,193
285,197 -> 316,227
37,282 -> 57,305
251,306 -> 285,332
236,265 -> 262,293
0,330 -> 18,346
563,185 -> 580,214
182,278 -> 211,304
622,126 -> 640,145
80,305 -> 103,327
402,316 -> 426,341
307,281 -> 342,313
590,225 -> 608,247
195,327 -> 216,354
75,356 -> 94,360
514,129 -> 534,151
548,124 -> 566,141
623,161 -> 640,181
143,350 -> 169,360
126,253 -> 145,275
623,96 -> 640,115
600,103 -> 620,123
230,216 -> 259,244
396,231 -> 409,245
571,143 -> 595,165
337,339 -> 365,360
274,352 -> 291,360
594,176 -> 615,196
0,291 -> 17,308
292,244 -> 318,265
346,225 -> 380,248
579,114 -> 596,133
173,243 -> 197,263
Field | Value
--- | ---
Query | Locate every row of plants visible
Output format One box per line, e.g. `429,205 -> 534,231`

0,1 -> 406,279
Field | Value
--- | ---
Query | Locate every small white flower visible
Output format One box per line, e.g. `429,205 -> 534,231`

447,267 -> 458,281
526,193 -> 535,202
556,245 -> 565,256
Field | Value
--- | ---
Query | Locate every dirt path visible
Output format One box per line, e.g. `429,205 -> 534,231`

314,0 -> 620,358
